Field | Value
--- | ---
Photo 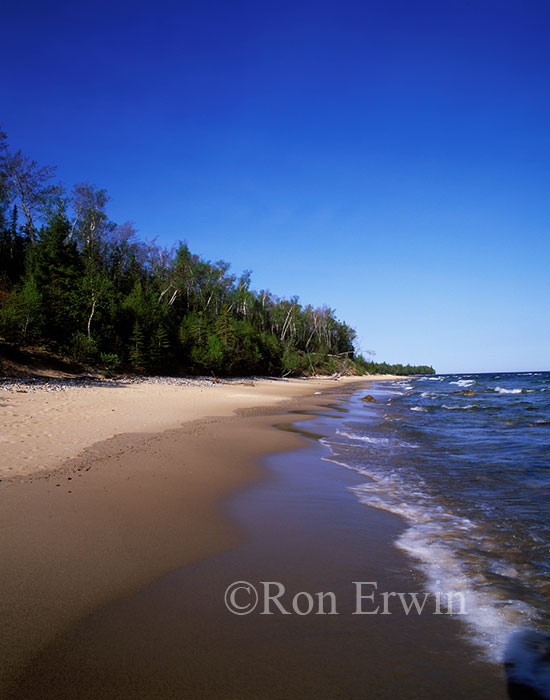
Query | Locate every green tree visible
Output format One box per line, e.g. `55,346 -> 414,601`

29,206 -> 82,342
129,321 -> 147,370
149,323 -> 171,373
0,274 -> 42,341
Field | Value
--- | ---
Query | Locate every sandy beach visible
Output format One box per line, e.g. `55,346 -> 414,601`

0,375 -> 385,479
0,374 -> 509,698
0,374 -> 398,696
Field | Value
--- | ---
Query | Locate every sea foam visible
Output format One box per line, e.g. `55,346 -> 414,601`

450,379 -> 476,387
335,430 -> 389,445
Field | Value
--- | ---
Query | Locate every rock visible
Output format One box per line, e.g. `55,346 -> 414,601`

459,389 -> 476,396
361,395 -> 376,403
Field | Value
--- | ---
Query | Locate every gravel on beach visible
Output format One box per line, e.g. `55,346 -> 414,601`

0,376 -> 274,392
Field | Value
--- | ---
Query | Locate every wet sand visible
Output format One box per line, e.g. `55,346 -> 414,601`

0,376 -> 386,695
3,386 -> 508,699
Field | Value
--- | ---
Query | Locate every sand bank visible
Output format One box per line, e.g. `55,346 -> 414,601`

0,374 -> 399,695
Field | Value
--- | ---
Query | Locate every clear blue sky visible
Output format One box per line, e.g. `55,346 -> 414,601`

2,0 -> 549,373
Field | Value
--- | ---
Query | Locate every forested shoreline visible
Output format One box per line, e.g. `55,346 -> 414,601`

0,129 -> 434,377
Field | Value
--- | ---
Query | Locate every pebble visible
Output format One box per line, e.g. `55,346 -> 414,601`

0,375 -> 268,393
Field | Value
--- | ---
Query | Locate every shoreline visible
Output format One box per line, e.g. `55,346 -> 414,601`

5,380 -> 506,699
0,374 -> 400,480
0,374 -> 399,695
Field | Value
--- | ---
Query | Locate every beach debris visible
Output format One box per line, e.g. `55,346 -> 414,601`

361,395 -> 376,403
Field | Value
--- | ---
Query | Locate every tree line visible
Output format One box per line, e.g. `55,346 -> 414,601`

0,129 -> 434,377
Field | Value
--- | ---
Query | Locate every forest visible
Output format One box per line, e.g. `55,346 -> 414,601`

0,129 -> 434,377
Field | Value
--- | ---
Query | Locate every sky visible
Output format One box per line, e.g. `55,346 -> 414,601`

2,0 -> 549,373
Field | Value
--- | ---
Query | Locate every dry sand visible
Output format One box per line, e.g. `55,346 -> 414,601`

0,374 -> 400,696
0,375 -> 397,479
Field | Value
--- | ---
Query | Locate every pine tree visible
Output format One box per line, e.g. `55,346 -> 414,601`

214,304 -> 236,350
149,323 -> 171,373
29,206 -> 82,343
129,321 -> 146,371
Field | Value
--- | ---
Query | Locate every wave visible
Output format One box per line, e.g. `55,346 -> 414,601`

442,404 -> 476,410
450,379 -> 476,387
320,457 -> 355,471
335,430 -> 389,445
319,375 -> 550,693
391,383 -> 414,391
396,522 -> 538,666
504,630 -> 550,700
321,420 -> 541,669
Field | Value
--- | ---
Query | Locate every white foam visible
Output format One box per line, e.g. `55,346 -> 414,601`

320,436 -> 539,668
320,457 -> 356,471
442,404 -> 476,410
396,525 -> 537,664
352,471 -> 538,663
320,438 -> 363,449
450,379 -> 476,387
335,430 -> 389,445
495,387 -> 522,394
410,406 -> 428,412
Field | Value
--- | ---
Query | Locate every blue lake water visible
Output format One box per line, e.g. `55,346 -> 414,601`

319,372 -> 549,685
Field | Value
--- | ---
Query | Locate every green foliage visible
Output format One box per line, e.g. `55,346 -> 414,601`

129,321 -> 147,371
0,275 -> 43,341
69,331 -> 98,364
149,324 -> 171,373
202,333 -> 225,373
100,352 -> 121,373
281,347 -> 304,375
28,208 -> 82,342
354,356 -> 435,376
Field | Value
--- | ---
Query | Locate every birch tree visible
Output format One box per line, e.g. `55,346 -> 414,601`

0,133 -> 59,239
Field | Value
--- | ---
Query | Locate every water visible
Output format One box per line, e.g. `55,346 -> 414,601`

320,373 -> 550,695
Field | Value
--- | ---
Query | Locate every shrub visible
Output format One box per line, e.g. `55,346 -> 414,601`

69,332 -> 98,364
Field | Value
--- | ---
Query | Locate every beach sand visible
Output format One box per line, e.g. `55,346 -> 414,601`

0,376 -> 382,478
0,375 -> 380,694
0,376 -> 506,698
